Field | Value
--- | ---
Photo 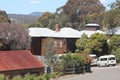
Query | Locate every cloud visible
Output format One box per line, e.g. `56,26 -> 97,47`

29,0 -> 40,4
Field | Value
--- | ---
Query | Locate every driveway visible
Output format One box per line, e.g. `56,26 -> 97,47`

58,65 -> 120,80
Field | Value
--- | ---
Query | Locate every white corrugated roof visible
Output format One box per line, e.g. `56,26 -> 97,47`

104,27 -> 120,35
80,30 -> 105,37
29,27 -> 81,38
86,23 -> 100,26
29,27 -> 105,38
29,28 -> 54,37
115,27 -> 120,35
52,28 -> 81,38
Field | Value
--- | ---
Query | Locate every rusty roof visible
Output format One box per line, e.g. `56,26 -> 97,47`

0,50 -> 44,71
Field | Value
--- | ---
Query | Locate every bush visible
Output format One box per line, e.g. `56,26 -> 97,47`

0,74 -> 5,80
0,73 -> 60,80
61,52 -> 91,74
0,22 -> 31,50
53,61 -> 64,73
112,48 -> 120,63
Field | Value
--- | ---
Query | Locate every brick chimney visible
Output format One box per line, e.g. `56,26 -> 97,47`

55,23 -> 60,32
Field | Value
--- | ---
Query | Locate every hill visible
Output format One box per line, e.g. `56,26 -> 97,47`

8,12 -> 44,24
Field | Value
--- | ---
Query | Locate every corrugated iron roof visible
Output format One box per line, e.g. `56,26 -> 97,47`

52,27 -> 81,38
29,27 -> 54,37
29,27 -> 82,38
80,30 -> 105,37
0,50 -> 44,71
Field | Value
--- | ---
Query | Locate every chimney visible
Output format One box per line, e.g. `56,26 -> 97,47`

55,23 -> 60,32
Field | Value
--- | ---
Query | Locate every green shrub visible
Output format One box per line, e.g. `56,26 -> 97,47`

112,48 -> 120,63
0,74 -> 5,80
12,75 -> 22,80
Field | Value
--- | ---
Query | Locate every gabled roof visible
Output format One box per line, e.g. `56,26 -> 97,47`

0,50 -> 44,71
29,27 -> 81,38
80,30 -> 105,37
29,27 -> 54,37
29,27 -> 106,38
53,27 -> 81,38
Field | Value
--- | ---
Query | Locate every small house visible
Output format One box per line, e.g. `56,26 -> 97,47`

0,50 -> 44,76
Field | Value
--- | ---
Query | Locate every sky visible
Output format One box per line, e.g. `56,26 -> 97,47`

0,0 -> 116,14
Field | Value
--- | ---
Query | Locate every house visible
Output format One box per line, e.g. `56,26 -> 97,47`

105,26 -> 120,35
29,28 -> 55,55
29,23 -> 106,56
29,24 -> 81,55
85,23 -> 100,31
0,50 -> 44,76
80,23 -> 105,37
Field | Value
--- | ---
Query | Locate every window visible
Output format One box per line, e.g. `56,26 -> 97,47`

109,57 -> 115,60
59,41 -> 62,48
54,41 -> 57,47
100,58 -> 107,61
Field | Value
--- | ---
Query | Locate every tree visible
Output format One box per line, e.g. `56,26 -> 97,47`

0,22 -> 31,50
75,33 -> 88,52
108,35 -> 120,52
102,0 -> 120,34
85,33 -> 108,56
48,14 -> 72,30
102,9 -> 120,34
36,12 -> 55,27
109,0 -> 120,9
57,0 -> 105,30
0,10 -> 10,23
44,38 -> 58,72
112,48 -> 120,63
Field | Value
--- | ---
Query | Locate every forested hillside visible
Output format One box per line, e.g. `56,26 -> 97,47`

8,12 -> 44,24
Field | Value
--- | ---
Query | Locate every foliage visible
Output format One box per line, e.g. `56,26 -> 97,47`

12,75 -> 22,80
85,33 -> 108,56
75,33 -> 88,52
85,39 -> 101,54
48,14 -> 72,30
0,73 -> 61,80
44,38 -> 58,72
102,0 -> 120,34
57,0 -> 105,30
53,61 -> 64,73
76,33 -> 108,57
108,35 -> 120,52
112,48 -> 120,63
61,52 -> 91,69
0,10 -> 10,23
109,0 -> 120,9
0,22 -> 31,50
36,12 -> 55,27
0,74 -> 5,80
61,52 -> 75,68
102,9 -> 120,34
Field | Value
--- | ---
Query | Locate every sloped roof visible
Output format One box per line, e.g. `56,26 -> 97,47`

115,27 -> 120,35
53,27 -> 81,38
0,50 -> 44,71
29,27 -> 106,38
29,27 -> 81,38
80,30 -> 105,37
86,23 -> 100,26
29,27 -> 54,37
105,27 -> 120,35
